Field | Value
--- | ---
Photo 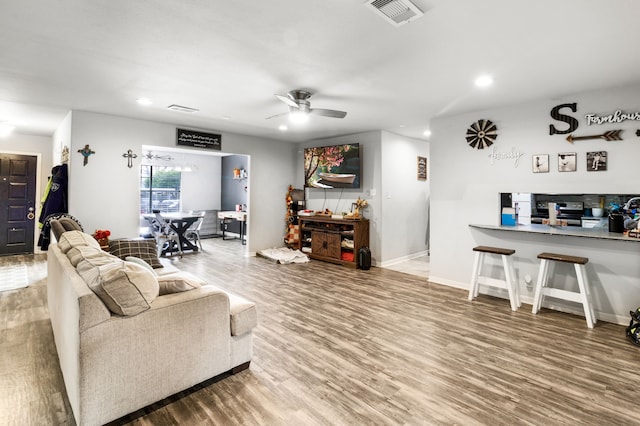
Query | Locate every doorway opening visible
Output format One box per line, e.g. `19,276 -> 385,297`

138,146 -> 250,251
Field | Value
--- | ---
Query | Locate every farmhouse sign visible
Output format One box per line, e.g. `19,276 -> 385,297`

584,110 -> 640,126
550,102 -> 640,136
176,128 -> 222,150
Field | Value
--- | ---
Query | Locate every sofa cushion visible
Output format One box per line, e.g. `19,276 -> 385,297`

227,293 -> 258,336
50,218 -> 83,241
155,258 -> 181,276
66,245 -> 114,267
156,271 -> 206,295
77,258 -> 159,316
57,230 -> 101,254
109,239 -> 163,269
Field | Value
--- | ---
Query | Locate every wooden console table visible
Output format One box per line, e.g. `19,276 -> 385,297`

297,216 -> 369,268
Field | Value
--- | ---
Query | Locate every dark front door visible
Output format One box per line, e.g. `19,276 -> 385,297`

0,154 -> 37,255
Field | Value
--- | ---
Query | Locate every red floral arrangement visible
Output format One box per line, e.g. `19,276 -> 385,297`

92,229 -> 111,240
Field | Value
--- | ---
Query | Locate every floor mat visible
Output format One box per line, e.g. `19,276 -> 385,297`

0,264 -> 28,292
258,247 -> 309,264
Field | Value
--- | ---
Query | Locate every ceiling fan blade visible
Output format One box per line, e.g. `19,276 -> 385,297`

275,94 -> 299,109
265,111 -> 289,120
310,108 -> 347,119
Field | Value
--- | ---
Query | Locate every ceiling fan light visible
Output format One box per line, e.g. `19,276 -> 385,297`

289,110 -> 309,124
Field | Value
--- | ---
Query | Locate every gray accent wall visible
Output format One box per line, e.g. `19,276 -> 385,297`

221,155 -> 248,234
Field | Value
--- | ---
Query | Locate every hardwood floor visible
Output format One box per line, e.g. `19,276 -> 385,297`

1,239 -> 638,425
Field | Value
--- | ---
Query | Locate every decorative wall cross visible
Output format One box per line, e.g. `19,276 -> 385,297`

78,144 -> 95,166
122,149 -> 138,168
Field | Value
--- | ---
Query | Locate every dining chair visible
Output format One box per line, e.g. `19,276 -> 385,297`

153,213 -> 182,257
185,211 -> 206,251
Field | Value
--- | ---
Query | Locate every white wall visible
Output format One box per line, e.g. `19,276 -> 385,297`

52,111 -> 72,166
177,153 -> 222,212
298,130 -> 430,265
66,110 -> 296,254
429,83 -> 640,324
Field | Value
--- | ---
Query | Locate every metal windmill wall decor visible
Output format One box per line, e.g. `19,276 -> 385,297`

466,119 -> 498,149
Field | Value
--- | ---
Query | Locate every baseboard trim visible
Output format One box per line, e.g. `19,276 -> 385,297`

379,250 -> 429,268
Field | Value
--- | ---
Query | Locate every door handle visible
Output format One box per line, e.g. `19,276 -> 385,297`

27,207 -> 35,220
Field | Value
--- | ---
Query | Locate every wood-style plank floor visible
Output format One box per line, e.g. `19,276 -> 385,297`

1,238 -> 638,425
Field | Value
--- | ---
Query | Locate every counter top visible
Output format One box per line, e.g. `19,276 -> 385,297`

218,211 -> 247,221
469,223 -> 640,243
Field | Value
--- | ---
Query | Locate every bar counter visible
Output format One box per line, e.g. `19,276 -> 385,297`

469,223 -> 640,243
467,222 -> 640,325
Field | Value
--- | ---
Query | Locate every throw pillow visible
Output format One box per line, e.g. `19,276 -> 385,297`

109,239 -> 163,269
50,218 -> 83,241
157,271 -> 205,295
125,256 -> 157,275
77,258 -> 159,316
66,245 -> 114,267
57,230 -> 101,254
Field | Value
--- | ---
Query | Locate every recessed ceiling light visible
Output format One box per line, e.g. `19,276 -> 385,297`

222,116 -> 231,120
423,130 -> 431,138
136,98 -> 152,106
278,124 -> 288,131
0,123 -> 15,136
475,75 -> 493,88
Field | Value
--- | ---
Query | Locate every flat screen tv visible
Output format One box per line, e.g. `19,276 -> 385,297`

304,143 -> 361,189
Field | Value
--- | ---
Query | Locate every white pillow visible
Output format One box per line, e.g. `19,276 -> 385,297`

125,256 -> 157,275
66,246 -> 112,267
157,271 -> 206,295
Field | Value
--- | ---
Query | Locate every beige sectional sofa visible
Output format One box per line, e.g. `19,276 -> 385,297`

46,230 -> 257,426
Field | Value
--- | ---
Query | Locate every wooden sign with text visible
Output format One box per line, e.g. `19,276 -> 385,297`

176,128 -> 222,150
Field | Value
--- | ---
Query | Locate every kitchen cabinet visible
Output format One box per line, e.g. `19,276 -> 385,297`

298,216 -> 370,268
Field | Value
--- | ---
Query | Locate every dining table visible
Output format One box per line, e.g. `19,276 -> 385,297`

145,212 -> 201,254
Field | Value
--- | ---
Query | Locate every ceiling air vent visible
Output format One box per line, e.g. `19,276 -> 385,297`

167,104 -> 199,113
365,0 -> 423,26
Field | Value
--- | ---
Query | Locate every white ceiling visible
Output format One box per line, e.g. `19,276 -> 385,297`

1,0 -> 639,142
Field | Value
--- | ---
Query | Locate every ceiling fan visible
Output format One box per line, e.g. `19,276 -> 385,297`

266,90 -> 347,122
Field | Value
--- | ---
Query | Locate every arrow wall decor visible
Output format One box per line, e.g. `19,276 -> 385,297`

565,130 -> 623,143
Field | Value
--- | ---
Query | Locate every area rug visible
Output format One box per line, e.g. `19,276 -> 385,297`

0,264 -> 29,292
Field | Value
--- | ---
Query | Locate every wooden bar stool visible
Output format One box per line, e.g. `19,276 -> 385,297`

469,246 -> 520,311
532,252 -> 596,328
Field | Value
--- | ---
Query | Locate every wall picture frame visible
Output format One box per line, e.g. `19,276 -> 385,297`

586,151 -> 607,171
558,152 -> 577,172
532,154 -> 549,173
417,156 -> 427,180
